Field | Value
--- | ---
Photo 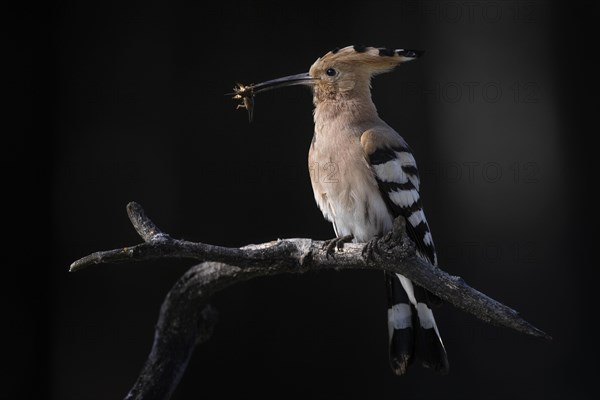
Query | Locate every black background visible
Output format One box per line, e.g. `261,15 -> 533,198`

10,1 -> 597,399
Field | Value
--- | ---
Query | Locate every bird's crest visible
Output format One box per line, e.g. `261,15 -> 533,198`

313,45 -> 423,75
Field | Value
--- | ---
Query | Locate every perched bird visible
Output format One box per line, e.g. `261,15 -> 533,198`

232,45 -> 448,375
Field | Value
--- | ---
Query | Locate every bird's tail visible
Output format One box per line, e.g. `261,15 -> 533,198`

386,271 -> 449,375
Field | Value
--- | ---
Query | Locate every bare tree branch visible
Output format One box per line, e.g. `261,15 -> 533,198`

71,201 -> 550,400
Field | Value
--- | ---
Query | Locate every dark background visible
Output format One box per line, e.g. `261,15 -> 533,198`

10,1 -> 597,399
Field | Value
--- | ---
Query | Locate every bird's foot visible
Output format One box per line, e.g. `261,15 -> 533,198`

322,235 -> 354,258
362,235 -> 382,261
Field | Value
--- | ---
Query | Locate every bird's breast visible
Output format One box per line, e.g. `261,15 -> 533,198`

308,128 -> 393,241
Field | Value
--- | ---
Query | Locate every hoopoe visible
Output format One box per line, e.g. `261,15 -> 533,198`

232,45 -> 448,375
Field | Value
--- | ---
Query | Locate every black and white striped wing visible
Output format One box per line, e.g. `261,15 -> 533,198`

368,142 -> 448,374
368,144 -> 437,266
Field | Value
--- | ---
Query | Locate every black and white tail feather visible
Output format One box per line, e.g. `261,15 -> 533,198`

369,143 -> 449,375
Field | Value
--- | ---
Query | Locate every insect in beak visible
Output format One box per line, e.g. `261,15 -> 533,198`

230,83 -> 255,122
229,73 -> 315,122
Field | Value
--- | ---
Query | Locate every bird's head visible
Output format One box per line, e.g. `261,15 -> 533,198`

231,45 -> 422,119
308,45 -> 423,103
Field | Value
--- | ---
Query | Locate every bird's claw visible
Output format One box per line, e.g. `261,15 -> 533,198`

362,236 -> 381,261
322,235 -> 354,258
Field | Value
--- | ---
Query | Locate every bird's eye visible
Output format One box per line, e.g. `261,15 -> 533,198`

326,68 -> 337,77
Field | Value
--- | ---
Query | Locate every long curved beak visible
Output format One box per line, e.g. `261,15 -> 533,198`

248,72 -> 316,94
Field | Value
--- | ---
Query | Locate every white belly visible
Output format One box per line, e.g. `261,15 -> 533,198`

312,162 -> 394,242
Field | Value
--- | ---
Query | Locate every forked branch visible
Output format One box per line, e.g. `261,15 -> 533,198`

71,202 -> 550,399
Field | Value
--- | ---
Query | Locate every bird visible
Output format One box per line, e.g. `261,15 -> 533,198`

231,45 -> 449,375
